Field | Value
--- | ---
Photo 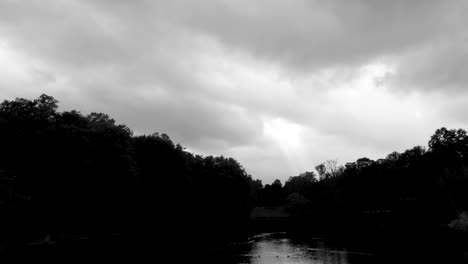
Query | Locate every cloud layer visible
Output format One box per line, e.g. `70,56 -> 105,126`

1,0 -> 468,183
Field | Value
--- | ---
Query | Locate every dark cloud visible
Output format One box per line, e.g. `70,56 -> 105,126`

157,0 -> 461,69
388,37 -> 468,92
1,0 -> 467,182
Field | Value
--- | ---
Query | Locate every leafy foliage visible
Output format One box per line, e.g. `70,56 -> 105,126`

1,94 -> 467,254
0,95 -> 260,250
256,127 -> 468,231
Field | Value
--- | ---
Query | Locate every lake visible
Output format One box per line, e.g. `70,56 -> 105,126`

209,232 -> 378,264
12,230 -> 467,263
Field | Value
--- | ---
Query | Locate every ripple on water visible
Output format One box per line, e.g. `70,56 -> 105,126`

228,232 -> 376,264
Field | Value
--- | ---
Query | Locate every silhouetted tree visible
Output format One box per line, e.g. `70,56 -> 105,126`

1,94 -> 467,257
315,159 -> 344,180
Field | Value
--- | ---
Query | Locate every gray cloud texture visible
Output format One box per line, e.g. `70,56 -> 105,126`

1,0 -> 468,182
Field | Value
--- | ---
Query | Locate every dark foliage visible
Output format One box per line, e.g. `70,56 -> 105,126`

0,95 -> 259,258
256,129 -> 468,235
0,94 -> 467,259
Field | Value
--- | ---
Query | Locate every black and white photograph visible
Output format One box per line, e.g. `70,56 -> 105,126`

0,1 -> 468,263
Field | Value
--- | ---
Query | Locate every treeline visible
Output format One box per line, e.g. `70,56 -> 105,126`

1,94 -> 467,256
257,129 -> 468,234
0,95 -> 262,255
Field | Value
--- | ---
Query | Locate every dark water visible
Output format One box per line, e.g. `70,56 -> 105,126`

214,232 -> 377,264
10,231 -> 467,263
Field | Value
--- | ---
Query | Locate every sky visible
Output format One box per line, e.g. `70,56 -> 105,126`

1,0 -> 468,184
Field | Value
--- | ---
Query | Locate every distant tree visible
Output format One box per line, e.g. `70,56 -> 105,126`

299,171 -> 316,181
285,192 -> 313,219
386,151 -> 401,162
315,164 -> 326,180
355,157 -> 374,170
315,159 -> 344,180
400,146 -> 426,167
285,171 -> 316,196
258,179 -> 286,207
429,127 -> 468,165
272,179 -> 283,188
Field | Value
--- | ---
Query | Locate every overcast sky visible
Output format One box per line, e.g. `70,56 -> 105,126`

1,0 -> 468,183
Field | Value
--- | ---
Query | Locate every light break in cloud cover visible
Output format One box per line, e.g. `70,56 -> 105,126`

1,0 -> 468,183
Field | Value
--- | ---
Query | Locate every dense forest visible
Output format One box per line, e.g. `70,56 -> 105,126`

0,94 -> 467,258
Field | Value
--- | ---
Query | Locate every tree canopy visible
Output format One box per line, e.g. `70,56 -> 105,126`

0,94 -> 467,257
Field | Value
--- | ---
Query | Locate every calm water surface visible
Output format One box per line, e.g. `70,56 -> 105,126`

220,232 -> 377,264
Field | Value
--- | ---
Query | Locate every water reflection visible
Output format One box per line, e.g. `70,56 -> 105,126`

229,232 -> 375,264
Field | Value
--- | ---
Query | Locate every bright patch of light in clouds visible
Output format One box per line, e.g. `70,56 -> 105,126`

264,117 -> 304,173
0,41 -> 29,83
